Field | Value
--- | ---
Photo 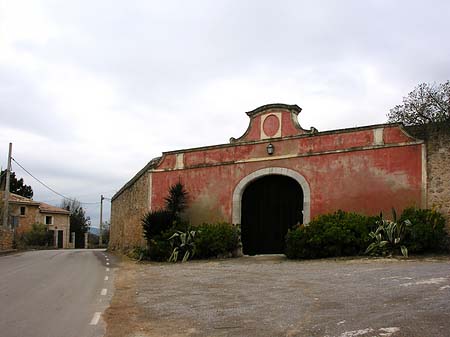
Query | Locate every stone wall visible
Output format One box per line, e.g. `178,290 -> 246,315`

408,122 -> 450,228
0,228 -> 13,250
110,170 -> 150,250
9,204 -> 40,234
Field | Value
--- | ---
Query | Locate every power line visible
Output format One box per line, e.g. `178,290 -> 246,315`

11,157 -> 103,205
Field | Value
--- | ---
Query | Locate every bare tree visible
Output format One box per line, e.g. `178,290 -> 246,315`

387,81 -> 450,125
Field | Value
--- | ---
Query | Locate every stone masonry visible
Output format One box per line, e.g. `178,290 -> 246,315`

0,228 -> 13,250
408,122 -> 450,229
110,165 -> 152,250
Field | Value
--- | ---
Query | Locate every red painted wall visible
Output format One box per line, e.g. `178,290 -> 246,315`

151,123 -> 423,224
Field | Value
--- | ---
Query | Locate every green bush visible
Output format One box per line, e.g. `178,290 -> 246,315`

142,209 -> 174,243
400,207 -> 448,253
17,223 -> 53,248
141,182 -> 190,258
127,246 -> 149,261
285,210 -> 377,259
147,229 -> 177,261
194,223 -> 240,259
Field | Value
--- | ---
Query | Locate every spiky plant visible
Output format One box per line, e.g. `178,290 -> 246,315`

164,182 -> 188,219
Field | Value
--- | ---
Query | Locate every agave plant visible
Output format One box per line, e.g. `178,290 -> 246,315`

365,209 -> 411,257
168,229 -> 196,262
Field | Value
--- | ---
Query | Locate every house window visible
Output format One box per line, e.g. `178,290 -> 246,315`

45,216 -> 53,225
20,206 -> 26,216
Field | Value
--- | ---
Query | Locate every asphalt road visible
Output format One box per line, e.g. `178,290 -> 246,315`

0,249 -> 116,337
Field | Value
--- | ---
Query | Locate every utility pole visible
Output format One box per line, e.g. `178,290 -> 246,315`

2,143 -> 12,228
99,194 -> 104,246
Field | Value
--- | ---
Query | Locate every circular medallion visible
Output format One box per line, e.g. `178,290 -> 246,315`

263,114 -> 280,137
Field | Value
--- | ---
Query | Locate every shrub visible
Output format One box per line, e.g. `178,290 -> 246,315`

147,229 -> 178,261
194,223 -> 240,259
127,246 -> 149,261
400,207 -> 447,253
165,182 -> 188,219
365,216 -> 411,257
17,223 -> 53,248
285,210 -> 376,259
168,230 -> 197,262
142,209 -> 174,243
141,182 -> 190,257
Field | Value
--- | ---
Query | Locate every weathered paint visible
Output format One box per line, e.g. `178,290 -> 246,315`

111,103 -> 426,249
148,104 -> 423,224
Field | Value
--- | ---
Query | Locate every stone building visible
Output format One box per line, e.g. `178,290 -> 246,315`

1,192 -> 71,248
110,104 -> 449,253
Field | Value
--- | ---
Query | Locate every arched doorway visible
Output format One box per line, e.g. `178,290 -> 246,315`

241,175 -> 303,255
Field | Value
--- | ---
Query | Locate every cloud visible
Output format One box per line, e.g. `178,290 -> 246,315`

1,0 -> 450,225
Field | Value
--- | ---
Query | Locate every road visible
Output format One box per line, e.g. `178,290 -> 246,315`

0,249 -> 115,337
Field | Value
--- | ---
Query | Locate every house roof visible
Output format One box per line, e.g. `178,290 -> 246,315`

39,202 -> 70,215
1,192 -> 40,206
1,192 -> 70,215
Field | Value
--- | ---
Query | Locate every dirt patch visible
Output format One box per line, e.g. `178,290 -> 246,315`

104,255 -> 450,337
103,261 -> 142,337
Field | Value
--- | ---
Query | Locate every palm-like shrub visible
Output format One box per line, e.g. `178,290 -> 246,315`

141,182 -> 190,261
142,209 -> 173,242
165,182 -> 188,219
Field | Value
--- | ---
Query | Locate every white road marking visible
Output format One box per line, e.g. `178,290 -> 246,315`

104,276 -> 109,281
90,312 -> 101,325
106,262 -> 110,266
101,288 -> 108,296
106,267 -> 110,272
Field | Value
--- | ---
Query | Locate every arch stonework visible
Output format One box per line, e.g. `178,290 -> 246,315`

232,167 -> 311,225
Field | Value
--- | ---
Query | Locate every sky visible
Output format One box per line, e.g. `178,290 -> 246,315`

1,0 -> 450,228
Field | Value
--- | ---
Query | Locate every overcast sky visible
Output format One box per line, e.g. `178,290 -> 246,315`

1,0 -> 449,227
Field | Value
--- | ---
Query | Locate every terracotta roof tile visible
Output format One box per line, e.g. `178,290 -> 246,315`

1,192 -> 70,214
39,202 -> 70,215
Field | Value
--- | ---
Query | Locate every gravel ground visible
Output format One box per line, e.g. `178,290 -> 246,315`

105,255 -> 450,337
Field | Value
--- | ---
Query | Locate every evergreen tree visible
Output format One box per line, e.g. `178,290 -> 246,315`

0,170 -> 33,198
61,199 -> 90,248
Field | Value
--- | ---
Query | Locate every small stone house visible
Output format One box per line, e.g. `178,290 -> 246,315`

2,192 -> 71,248
110,103 -> 450,254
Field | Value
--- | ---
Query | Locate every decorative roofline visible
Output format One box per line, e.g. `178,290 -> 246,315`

245,103 -> 302,117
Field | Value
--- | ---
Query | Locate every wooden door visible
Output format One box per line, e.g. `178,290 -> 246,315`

241,175 -> 303,255
57,230 -> 64,249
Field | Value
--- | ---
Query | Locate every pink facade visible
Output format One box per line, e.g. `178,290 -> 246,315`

149,104 -> 424,224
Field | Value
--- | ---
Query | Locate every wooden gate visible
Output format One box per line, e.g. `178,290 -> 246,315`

241,175 -> 303,255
